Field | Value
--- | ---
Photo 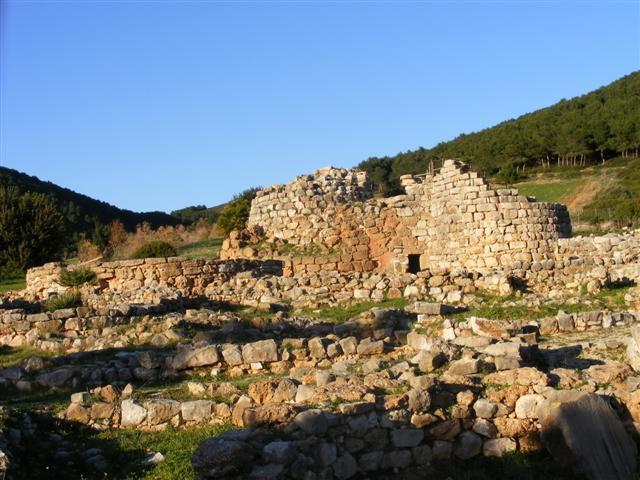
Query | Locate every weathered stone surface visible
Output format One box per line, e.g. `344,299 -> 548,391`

515,394 -> 544,419
147,399 -> 181,425
391,428 -> 424,448
447,359 -> 480,376
356,338 -> 384,356
407,389 -> 431,412
453,431 -> 482,460
294,409 -> 328,434
191,438 -> 255,479
483,438 -> 516,457
242,340 -> 278,364
172,345 -> 219,370
538,392 -> 637,480
473,399 -> 497,419
221,345 -> 243,367
262,441 -> 296,465
333,452 -> 357,480
181,400 -> 213,422
121,399 -> 147,427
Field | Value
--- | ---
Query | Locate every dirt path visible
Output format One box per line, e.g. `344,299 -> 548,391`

563,177 -> 602,212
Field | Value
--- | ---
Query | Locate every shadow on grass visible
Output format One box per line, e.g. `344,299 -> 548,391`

4,409 -> 231,480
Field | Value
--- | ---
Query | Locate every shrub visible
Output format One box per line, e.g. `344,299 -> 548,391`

44,290 -> 82,312
495,163 -> 520,186
216,188 -> 260,236
77,239 -> 102,262
0,186 -> 65,273
131,241 -> 178,259
58,267 -> 96,287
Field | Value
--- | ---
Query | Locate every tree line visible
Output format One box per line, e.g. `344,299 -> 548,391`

358,71 -> 640,195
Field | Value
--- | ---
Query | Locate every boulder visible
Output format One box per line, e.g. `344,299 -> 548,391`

469,317 -> 511,339
181,400 -> 213,422
628,325 -> 640,371
447,359 -> 479,376
483,438 -> 516,457
538,391 -> 637,480
391,428 -> 424,448
121,399 -> 147,427
242,340 -> 278,364
294,409 -> 329,434
147,399 -> 181,425
453,431 -> 482,459
172,345 -> 219,370
191,438 -> 255,479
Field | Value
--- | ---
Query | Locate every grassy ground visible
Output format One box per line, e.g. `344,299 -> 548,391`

296,297 -> 408,323
177,238 -> 223,260
6,408 -> 232,480
0,345 -> 54,367
510,157 -> 639,229
449,285 -> 632,322
0,273 -> 26,292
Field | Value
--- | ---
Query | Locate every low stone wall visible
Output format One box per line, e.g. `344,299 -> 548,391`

24,258 -> 283,301
45,305 -> 640,480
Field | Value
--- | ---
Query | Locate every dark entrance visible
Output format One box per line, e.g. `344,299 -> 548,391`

407,254 -> 421,274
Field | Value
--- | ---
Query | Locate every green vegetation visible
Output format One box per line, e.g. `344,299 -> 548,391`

7,408 -> 232,480
219,371 -> 285,393
512,156 -> 640,227
98,424 -> 233,479
516,178 -> 582,203
0,346 -> 53,367
0,273 -> 26,292
581,156 -> 640,226
495,163 -> 521,186
170,204 -> 225,225
359,71 -> 640,202
131,241 -> 178,259
296,297 -> 408,323
449,285 -> 632,322
58,266 -> 96,287
216,187 -> 260,235
0,166 -> 180,249
43,290 -> 82,312
177,238 -> 223,260
0,185 -> 65,277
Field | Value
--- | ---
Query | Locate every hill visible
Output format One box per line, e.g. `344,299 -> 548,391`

0,166 -> 180,244
358,71 -> 640,196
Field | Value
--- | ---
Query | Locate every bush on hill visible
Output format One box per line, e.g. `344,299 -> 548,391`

216,187 -> 261,236
0,186 -> 66,277
131,241 -> 178,259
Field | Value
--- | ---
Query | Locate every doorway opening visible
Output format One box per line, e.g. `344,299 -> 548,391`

407,254 -> 421,274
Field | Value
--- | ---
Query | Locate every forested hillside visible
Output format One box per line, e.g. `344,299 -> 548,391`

359,72 -> 640,195
0,167 -> 180,248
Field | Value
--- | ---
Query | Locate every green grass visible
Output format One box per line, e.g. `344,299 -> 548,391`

177,238 -> 223,260
0,273 -> 26,292
449,286 -> 632,322
515,178 -> 582,203
6,407 -> 233,480
98,424 -> 233,479
0,345 -> 54,367
295,297 -> 408,323
43,289 -> 82,311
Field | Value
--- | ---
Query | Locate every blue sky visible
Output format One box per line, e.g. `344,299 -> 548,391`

1,1 -> 638,213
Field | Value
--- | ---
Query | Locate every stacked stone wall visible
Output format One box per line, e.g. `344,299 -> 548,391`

25,258 -> 282,301
229,160 -> 572,274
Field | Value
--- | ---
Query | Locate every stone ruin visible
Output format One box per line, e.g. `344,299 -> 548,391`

222,159 -> 571,274
20,160 -> 640,307
3,160 -> 640,480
